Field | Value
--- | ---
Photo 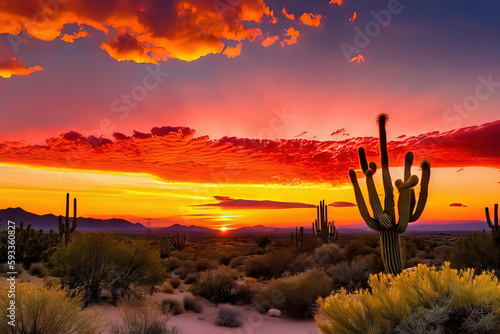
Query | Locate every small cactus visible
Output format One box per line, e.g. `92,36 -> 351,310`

159,236 -> 171,258
486,204 -> 499,233
170,233 -> 185,251
58,193 -> 78,245
312,200 -> 337,243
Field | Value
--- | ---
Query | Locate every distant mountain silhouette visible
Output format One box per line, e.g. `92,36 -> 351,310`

0,207 -> 146,233
0,208 -> 486,235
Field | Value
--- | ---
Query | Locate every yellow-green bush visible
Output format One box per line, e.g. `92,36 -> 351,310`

0,282 -> 100,333
316,263 -> 500,334
253,268 -> 332,319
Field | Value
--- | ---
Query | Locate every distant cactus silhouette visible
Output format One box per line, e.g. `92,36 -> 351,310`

58,193 -> 78,245
312,200 -> 337,243
159,236 -> 171,258
349,114 -> 430,275
170,233 -> 185,251
486,204 -> 499,233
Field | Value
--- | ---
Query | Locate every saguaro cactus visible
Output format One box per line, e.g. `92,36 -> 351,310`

349,114 -> 430,275
59,193 -> 78,245
170,233 -> 185,251
159,236 -> 171,258
486,204 -> 499,233
312,200 -> 337,243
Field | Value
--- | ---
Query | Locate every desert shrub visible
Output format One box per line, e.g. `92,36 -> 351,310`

169,277 -> 182,289
184,273 -> 198,285
401,238 -> 419,262
0,225 -> 60,269
326,256 -> 373,292
312,243 -> 344,267
253,268 -> 332,319
255,236 -> 272,253
245,277 -> 256,285
195,258 -> 215,271
163,257 -> 183,272
194,266 -> 238,304
51,233 -> 165,304
229,256 -> 245,268
44,276 -> 62,289
0,282 -> 100,333
183,295 -> 203,313
231,283 -> 255,305
173,265 -> 195,280
445,233 -> 499,274
317,263 -> 500,334
243,250 -> 293,279
216,307 -> 243,328
343,239 -> 375,262
162,284 -> 174,294
50,232 -> 114,303
106,239 -> 166,302
160,297 -> 184,315
28,262 -> 48,277
110,298 -> 178,334
218,252 -> 240,266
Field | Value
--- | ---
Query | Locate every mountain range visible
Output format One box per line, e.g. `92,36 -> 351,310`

0,207 -> 487,235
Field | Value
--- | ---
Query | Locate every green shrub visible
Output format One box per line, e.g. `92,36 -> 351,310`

231,283 -> 255,305
194,266 -> 238,304
195,258 -> 216,271
218,252 -> 239,266
317,263 -> 500,334
160,297 -> 184,315
216,307 -> 243,327
0,282 -> 100,333
162,284 -> 174,294
173,265 -> 195,280
50,232 -> 114,303
183,295 -> 203,313
110,298 -> 178,334
243,250 -> 293,279
51,233 -> 165,304
343,239 -> 375,262
326,256 -> 372,292
229,256 -> 245,268
253,268 -> 332,319
169,277 -> 182,289
184,273 -> 198,285
163,257 -> 183,272
312,244 -> 344,267
28,262 -> 48,277
445,233 -> 499,274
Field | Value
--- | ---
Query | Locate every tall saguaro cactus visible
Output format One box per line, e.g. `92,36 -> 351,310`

349,114 -> 430,275
312,200 -> 337,243
59,193 -> 78,245
170,233 -> 185,251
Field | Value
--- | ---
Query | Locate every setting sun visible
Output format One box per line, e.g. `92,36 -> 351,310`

220,226 -> 227,231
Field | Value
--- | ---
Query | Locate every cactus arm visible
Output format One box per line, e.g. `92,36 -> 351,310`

377,114 -> 395,218
349,169 -> 381,231
496,204 -> 499,227
395,175 -> 419,234
365,163 -> 392,228
69,198 -> 77,232
58,215 -> 64,237
358,147 -> 369,174
409,160 -> 431,222
486,207 -> 494,229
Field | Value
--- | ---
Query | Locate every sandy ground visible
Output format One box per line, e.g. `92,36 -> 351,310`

90,290 -> 321,334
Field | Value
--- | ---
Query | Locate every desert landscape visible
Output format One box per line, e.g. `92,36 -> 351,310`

1,0 -> 500,333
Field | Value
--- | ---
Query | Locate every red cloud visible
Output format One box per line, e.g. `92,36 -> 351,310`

1,120 -> 500,186
213,196 -> 234,202
261,35 -> 279,47
0,57 -> 42,78
281,27 -> 299,47
281,7 -> 295,20
329,201 -> 357,207
299,13 -> 322,27
197,198 -> 315,209
0,0 -> 279,65
449,203 -> 468,208
223,43 -> 242,59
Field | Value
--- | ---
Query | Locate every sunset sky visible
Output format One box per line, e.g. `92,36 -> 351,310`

0,0 -> 499,229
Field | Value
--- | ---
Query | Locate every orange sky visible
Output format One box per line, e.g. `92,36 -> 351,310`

0,162 -> 497,229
